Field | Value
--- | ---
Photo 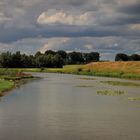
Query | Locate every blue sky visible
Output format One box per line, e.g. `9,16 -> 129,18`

0,0 -> 140,60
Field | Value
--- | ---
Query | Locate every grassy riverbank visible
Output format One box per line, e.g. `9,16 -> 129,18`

14,61 -> 140,80
0,62 -> 139,95
0,80 -> 14,96
27,62 -> 140,80
26,61 -> 140,80
0,69 -> 34,97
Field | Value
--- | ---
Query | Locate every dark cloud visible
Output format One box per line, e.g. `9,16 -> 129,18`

1,24 -> 140,43
118,2 -> 140,15
0,0 -> 140,60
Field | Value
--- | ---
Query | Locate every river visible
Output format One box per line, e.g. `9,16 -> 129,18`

0,73 -> 140,140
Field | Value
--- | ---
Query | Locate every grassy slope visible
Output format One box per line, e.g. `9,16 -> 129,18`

85,61 -> 140,74
82,61 -> 140,79
1,61 -> 139,80
0,69 -> 34,96
46,61 -> 140,80
0,80 -> 14,96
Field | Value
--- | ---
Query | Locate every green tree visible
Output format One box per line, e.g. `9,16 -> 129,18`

0,52 -> 12,68
11,51 -> 22,67
52,54 -> 63,68
130,54 -> 140,61
84,52 -> 100,63
67,52 -> 84,64
115,53 -> 129,61
45,50 -> 56,55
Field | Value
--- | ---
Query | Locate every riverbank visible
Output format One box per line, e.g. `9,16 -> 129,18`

0,69 -> 34,97
22,61 -> 140,80
0,62 -> 139,94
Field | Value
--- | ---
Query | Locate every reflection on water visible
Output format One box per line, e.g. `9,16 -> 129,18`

0,73 -> 140,140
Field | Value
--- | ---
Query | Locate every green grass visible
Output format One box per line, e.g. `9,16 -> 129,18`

38,63 -> 140,80
100,81 -> 140,87
0,80 -> 14,96
1,61 -> 140,80
0,68 -> 35,97
97,90 -> 126,96
76,85 -> 94,88
77,77 -> 95,80
127,97 -> 140,101
45,66 -> 140,80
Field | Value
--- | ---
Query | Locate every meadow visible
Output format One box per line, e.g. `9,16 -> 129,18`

0,69 -> 33,96
0,61 -> 139,96
20,61 -> 140,80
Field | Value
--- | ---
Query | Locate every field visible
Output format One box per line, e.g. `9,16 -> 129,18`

0,69 -> 34,96
13,61 -> 140,80
0,61 -> 139,96
44,61 -> 140,80
0,80 -> 14,96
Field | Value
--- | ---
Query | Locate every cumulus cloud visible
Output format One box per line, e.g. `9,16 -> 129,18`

84,44 -> 94,50
0,0 -> 140,60
0,36 -> 140,60
39,38 -> 70,53
129,24 -> 140,30
0,12 -> 11,23
37,9 -> 95,26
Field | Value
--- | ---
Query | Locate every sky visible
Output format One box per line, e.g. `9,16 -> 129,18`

0,0 -> 140,60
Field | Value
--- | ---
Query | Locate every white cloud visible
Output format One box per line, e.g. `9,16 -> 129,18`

118,0 -> 139,5
84,44 -> 94,50
0,12 -> 11,23
129,24 -> 140,30
0,0 -> 140,60
37,9 -> 95,26
0,36 -> 140,60
39,38 -> 70,53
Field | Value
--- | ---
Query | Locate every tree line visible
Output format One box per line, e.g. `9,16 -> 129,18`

115,53 -> 140,61
0,50 -> 100,68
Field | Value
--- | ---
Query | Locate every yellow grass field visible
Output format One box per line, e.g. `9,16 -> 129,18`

84,61 -> 140,74
46,61 -> 140,80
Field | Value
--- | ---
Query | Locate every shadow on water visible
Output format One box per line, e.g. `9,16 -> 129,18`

0,73 -> 140,140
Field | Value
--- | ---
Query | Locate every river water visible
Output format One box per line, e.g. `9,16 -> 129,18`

0,73 -> 140,140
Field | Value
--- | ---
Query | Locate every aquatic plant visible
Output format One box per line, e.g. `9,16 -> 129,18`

127,97 -> 140,101
97,90 -> 126,96
77,77 -> 95,80
100,81 -> 140,87
76,85 -> 94,88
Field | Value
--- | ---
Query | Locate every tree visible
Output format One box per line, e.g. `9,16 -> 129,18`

35,51 -> 42,57
35,55 -> 48,67
84,52 -> 100,63
57,50 -> 67,59
11,51 -> 22,68
21,54 -> 35,68
67,52 -> 84,64
130,54 -> 140,61
0,52 -> 12,68
45,50 -> 56,55
0,50 -> 101,68
52,54 -> 63,68
57,50 -> 67,65
115,53 -> 129,61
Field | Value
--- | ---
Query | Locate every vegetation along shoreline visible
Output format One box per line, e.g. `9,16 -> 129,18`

20,61 -> 140,80
0,69 -> 36,97
0,50 -> 139,97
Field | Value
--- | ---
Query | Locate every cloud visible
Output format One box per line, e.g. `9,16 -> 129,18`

129,24 -> 140,30
118,3 -> 140,15
39,38 -> 70,53
0,36 -> 140,60
0,0 -> 140,60
37,9 -> 95,26
0,12 -> 11,23
84,44 -> 94,50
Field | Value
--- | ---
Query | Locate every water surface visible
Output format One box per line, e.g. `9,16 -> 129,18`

0,73 -> 140,140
